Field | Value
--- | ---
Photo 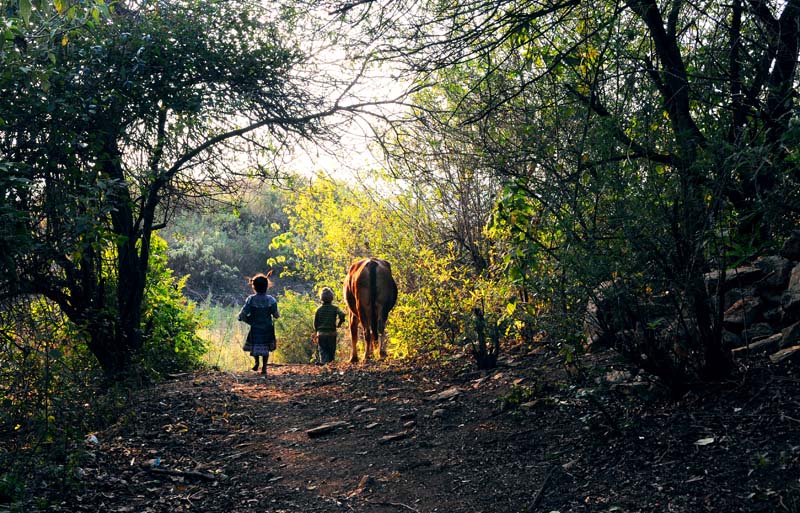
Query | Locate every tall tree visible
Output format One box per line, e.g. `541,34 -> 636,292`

330,0 -> 800,382
0,0 -> 367,375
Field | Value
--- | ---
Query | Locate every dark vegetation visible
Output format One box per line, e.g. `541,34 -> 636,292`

2,0 -> 800,510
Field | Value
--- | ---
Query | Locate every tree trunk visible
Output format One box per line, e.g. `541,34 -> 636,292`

97,135 -> 147,376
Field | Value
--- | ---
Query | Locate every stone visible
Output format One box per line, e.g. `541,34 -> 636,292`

754,256 -> 793,290
741,323 -> 776,343
519,400 -> 544,410
724,287 -> 758,312
781,321 -> 800,348
722,330 -> 742,348
759,289 -> 785,307
762,307 -> 783,324
379,431 -> 411,444
427,387 -> 460,401
604,369 -> 632,383
769,345 -> 800,364
781,264 -> 800,321
723,296 -> 763,331
306,421 -> 349,438
780,230 -> 800,261
705,265 -> 766,293
584,279 -> 633,347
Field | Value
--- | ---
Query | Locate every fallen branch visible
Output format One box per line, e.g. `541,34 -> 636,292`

369,501 -> 421,513
147,467 -> 217,482
526,465 -> 557,512
379,430 -> 412,444
306,421 -> 349,438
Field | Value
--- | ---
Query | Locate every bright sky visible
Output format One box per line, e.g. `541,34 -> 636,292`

279,8 -> 412,181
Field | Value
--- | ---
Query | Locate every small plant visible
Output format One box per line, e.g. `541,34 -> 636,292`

499,384 -> 536,411
755,452 -> 771,468
139,236 -> 209,379
467,307 -> 501,370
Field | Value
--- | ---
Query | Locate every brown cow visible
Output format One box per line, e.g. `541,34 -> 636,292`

343,258 -> 398,362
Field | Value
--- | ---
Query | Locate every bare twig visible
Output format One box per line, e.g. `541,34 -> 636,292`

526,465 -> 558,512
369,501 -> 422,513
147,467 -> 217,482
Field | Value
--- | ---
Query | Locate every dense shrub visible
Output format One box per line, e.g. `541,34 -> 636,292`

0,235 -> 208,504
0,298 -> 114,505
138,236 -> 209,379
273,291 -> 317,364
162,190 -> 299,305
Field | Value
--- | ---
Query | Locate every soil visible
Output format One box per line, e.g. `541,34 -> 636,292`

40,346 -> 800,512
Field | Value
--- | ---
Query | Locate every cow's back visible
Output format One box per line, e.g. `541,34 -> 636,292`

344,258 -> 397,323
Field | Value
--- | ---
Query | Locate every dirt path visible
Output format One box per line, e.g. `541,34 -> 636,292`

56,350 -> 799,513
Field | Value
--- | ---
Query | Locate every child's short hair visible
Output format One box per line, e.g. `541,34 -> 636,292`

320,287 -> 334,303
250,273 -> 270,294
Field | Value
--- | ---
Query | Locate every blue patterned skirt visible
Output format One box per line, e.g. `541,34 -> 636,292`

244,325 -> 276,356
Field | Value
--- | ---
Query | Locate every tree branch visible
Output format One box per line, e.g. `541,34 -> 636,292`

565,84 -> 673,165
625,0 -> 706,148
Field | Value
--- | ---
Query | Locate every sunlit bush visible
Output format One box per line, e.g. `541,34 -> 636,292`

138,236 -> 209,379
0,235 -> 212,503
273,291 -> 317,364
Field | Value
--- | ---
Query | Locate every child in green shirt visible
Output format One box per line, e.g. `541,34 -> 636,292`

314,287 -> 346,364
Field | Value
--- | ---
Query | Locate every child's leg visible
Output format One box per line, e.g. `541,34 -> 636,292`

261,353 -> 268,374
319,335 -> 336,363
252,355 -> 260,371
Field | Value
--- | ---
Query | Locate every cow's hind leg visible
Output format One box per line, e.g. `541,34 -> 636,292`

378,332 -> 388,359
377,315 -> 388,359
363,328 -> 373,362
349,315 -> 360,363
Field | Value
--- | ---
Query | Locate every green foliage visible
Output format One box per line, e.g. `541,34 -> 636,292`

138,236 -> 208,379
387,248 -> 463,356
1,0 -> 328,375
0,473 -> 23,504
351,0 -> 800,387
0,166 -> 32,298
0,235 -> 208,503
274,177 -> 442,357
273,291 -> 317,364
0,232 -> 210,504
268,174 -> 524,363
0,296 -> 123,505
389,296 -> 439,358
270,174 -> 385,285
162,189 -> 294,304
499,384 -> 537,412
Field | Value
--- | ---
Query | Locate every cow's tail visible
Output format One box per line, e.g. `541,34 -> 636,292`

368,260 -> 379,342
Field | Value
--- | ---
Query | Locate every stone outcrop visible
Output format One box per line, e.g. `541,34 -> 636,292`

586,231 -> 800,366
709,234 -> 800,361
